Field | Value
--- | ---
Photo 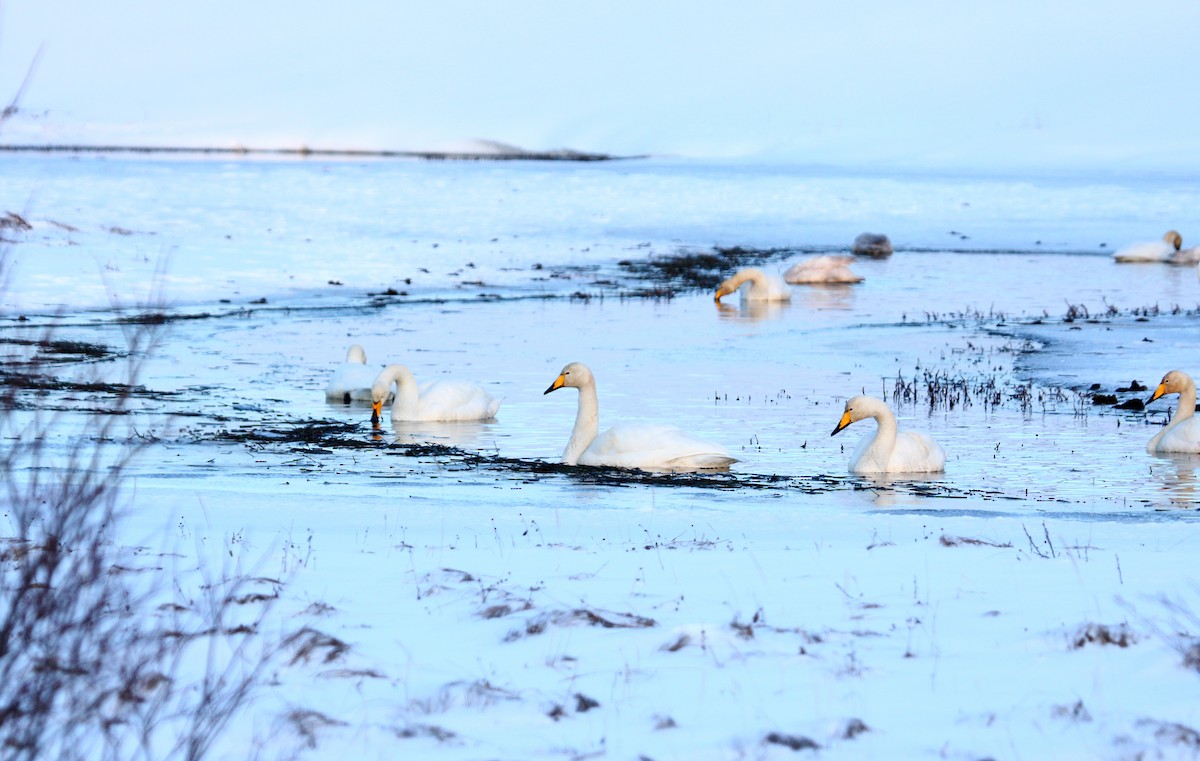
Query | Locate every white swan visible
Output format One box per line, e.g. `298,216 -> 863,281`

1112,230 -> 1182,263
1146,370 -> 1200,454
831,395 -> 946,474
783,255 -> 864,285
543,362 -> 737,471
851,232 -> 893,257
325,344 -> 381,403
714,267 -> 791,302
370,364 -> 501,424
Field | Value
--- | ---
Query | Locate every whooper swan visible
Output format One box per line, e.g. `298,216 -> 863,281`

370,364 -> 501,424
1146,370 -> 1200,454
1112,230 -> 1182,263
714,267 -> 791,302
325,344 -> 381,403
831,395 -> 945,474
783,255 -> 864,284
543,361 -> 737,471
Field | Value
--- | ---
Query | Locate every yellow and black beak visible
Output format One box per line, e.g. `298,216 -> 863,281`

714,285 -> 731,302
371,400 -> 383,425
1147,383 -> 1168,405
544,374 -> 566,395
830,410 -> 853,437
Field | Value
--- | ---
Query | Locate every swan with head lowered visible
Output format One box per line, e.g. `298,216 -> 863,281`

370,364 -> 500,424
831,395 -> 945,474
784,255 -> 864,284
1145,370 -> 1200,454
1112,230 -> 1185,263
543,362 -> 737,471
714,267 -> 791,302
325,344 -> 382,403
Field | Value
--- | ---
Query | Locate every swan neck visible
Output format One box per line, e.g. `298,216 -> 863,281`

389,367 -> 420,418
1177,381 -> 1197,421
871,406 -> 898,447
564,382 -> 600,465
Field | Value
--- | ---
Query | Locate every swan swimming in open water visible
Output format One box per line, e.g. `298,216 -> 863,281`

370,364 -> 501,424
1112,230 -> 1184,263
851,232 -> 893,257
783,255 -> 864,284
831,395 -> 945,474
543,361 -> 737,471
714,267 -> 791,302
1146,370 -> 1200,454
325,344 -> 382,403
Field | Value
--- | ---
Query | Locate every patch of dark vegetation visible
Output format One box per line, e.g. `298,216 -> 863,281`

202,420 -> 367,446
115,311 -> 216,325
764,731 -> 821,751
286,709 -> 349,750
620,245 -> 813,293
0,210 -> 31,231
285,627 -> 351,665
841,718 -> 871,740
1069,622 -> 1136,649
0,336 -> 117,363
1116,380 -> 1148,393
0,142 -> 637,162
1051,700 -> 1092,722
504,607 -> 656,642
574,693 -> 600,713
939,534 -> 1014,548
396,723 -> 457,741
1138,719 -> 1200,751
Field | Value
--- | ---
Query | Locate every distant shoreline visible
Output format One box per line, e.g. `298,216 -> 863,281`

0,143 -> 642,162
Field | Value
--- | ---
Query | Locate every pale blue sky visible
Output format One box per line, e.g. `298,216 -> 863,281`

2,1 -> 1197,169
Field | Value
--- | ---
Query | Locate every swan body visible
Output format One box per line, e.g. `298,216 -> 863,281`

370,364 -> 501,423
851,232 -> 893,257
1113,230 -> 1182,263
714,268 -> 791,302
543,362 -> 737,471
1146,370 -> 1200,454
325,344 -> 382,403
783,255 -> 864,284
831,395 -> 945,474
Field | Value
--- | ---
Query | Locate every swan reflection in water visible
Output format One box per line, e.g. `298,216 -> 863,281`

1149,453 -> 1200,508
715,298 -> 789,322
382,419 -> 502,451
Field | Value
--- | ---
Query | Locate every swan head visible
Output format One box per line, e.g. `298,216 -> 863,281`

346,344 -> 368,364
370,364 -> 408,423
1148,370 -> 1193,404
544,361 -> 592,394
830,395 -> 875,436
714,268 -> 763,302
1164,230 -> 1183,251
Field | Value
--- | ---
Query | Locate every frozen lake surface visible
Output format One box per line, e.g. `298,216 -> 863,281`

3,154 -> 1200,759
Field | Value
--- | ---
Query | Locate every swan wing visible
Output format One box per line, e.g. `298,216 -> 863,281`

578,422 -> 737,471
415,379 -> 502,421
1113,240 -> 1173,263
889,431 -> 946,473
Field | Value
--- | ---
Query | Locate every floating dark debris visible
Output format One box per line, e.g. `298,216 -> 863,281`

197,418 -> 1009,500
